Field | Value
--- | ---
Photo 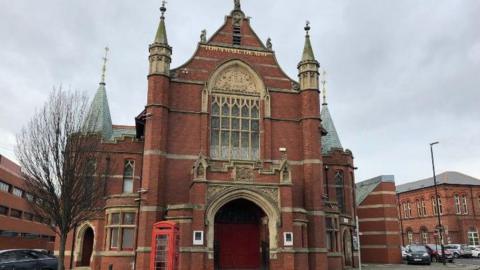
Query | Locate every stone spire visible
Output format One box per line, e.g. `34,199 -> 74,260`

302,21 -> 316,61
154,1 -> 168,44
320,72 -> 342,154
298,21 -> 320,91
85,47 -> 113,140
149,0 -> 172,76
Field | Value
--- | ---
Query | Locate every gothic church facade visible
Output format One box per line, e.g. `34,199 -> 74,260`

57,2 -> 358,269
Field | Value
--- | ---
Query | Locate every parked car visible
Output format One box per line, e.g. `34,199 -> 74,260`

445,244 -> 473,258
401,246 -> 409,260
405,245 -> 431,265
0,249 -> 57,270
472,247 -> 480,258
425,244 -> 454,263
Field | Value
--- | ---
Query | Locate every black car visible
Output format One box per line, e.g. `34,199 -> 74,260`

0,249 -> 57,270
405,245 -> 431,265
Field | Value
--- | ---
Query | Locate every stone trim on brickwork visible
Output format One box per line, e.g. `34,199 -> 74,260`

360,231 -> 401,235
358,217 -> 399,222
357,204 -> 397,209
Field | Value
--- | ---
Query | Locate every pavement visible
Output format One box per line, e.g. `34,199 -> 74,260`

362,261 -> 480,270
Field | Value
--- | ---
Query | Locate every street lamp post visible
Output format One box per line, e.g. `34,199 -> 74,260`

430,141 -> 445,265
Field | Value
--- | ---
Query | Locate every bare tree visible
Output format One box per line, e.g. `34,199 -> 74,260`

16,88 -> 105,270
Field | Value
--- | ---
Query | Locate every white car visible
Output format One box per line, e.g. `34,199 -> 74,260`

472,247 -> 480,258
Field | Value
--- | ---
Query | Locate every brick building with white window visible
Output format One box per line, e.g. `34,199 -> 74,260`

0,154 -> 56,251
397,171 -> 480,247
54,1 -> 359,270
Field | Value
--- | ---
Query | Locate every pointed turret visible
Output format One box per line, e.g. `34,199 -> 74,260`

298,21 -> 320,91
320,75 -> 343,154
149,1 -> 172,76
85,47 -> 113,140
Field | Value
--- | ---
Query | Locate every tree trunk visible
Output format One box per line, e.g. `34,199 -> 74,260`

58,233 -> 67,270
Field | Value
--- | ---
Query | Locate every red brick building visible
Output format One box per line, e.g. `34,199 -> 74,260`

56,1 -> 358,269
397,171 -> 480,247
0,154 -> 56,251
355,175 -> 402,264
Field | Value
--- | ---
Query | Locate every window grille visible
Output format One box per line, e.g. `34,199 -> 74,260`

335,171 -> 345,213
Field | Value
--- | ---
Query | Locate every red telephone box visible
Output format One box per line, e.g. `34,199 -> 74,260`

150,221 -> 179,270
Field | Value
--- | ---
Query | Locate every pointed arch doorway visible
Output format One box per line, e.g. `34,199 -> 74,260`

79,227 -> 94,267
214,199 -> 269,270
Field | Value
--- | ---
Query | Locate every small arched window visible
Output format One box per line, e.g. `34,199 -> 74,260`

123,160 -> 135,193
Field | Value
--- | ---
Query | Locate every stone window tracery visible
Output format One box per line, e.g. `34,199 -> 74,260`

123,160 -> 135,193
210,95 -> 260,160
335,171 -> 345,213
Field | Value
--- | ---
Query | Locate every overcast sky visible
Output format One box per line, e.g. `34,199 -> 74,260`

0,0 -> 479,185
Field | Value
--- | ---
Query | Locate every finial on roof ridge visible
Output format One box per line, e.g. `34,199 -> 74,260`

234,0 -> 241,11
100,47 -> 109,85
322,70 -> 327,105
160,0 -> 167,18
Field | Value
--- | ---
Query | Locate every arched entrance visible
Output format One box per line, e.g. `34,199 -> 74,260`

214,199 -> 269,270
343,229 -> 353,267
80,227 -> 94,267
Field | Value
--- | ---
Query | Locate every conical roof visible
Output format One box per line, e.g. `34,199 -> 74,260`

84,83 -> 113,140
321,104 -> 342,154
154,17 -> 168,45
302,34 -> 316,62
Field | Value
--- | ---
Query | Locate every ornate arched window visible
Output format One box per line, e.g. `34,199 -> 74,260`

211,96 -> 260,160
206,61 -> 268,161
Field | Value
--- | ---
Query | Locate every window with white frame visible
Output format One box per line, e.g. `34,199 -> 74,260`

432,196 -> 437,215
468,230 -> 479,246
421,198 -> 427,216
407,201 -> 412,218
123,160 -> 135,193
210,95 -> 260,160
0,181 -> 10,193
107,212 -> 136,250
454,194 -> 461,214
462,195 -> 468,214
437,196 -> 443,215
407,231 -> 413,245
416,200 -> 421,216
421,230 -> 428,244
12,187 -> 23,197
402,203 -> 408,218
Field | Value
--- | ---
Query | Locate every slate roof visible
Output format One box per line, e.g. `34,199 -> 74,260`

355,175 -> 395,206
396,171 -> 480,193
321,104 -> 343,154
84,83 -> 113,140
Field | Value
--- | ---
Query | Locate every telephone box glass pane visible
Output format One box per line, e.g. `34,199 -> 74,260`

154,234 -> 169,270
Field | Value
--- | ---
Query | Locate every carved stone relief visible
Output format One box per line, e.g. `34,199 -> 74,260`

213,66 -> 258,94
233,166 -> 254,182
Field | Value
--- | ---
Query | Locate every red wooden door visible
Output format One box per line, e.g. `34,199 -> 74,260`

80,228 -> 94,266
217,223 -> 260,269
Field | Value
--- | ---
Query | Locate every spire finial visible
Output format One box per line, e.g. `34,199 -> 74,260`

305,20 -> 311,36
101,47 -> 109,84
160,0 -> 167,18
234,0 -> 241,10
322,70 -> 327,105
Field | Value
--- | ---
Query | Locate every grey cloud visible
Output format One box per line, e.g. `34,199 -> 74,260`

0,0 -> 478,184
